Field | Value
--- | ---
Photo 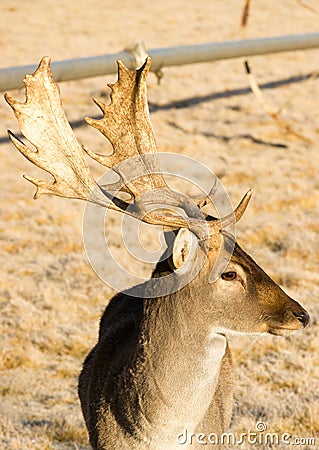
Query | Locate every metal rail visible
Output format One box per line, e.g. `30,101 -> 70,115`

1,33 -> 319,92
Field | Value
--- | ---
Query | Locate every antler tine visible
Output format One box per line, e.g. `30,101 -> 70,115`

233,188 -> 253,222
197,177 -> 219,209
210,189 -> 253,231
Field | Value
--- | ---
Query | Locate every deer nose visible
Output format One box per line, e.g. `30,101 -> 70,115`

293,310 -> 310,328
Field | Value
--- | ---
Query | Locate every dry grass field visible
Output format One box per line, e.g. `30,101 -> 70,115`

0,1 -> 318,448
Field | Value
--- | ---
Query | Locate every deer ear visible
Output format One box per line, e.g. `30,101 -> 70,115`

172,228 -> 197,271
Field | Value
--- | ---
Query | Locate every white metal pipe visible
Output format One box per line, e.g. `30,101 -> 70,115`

150,33 -> 319,69
1,33 -> 319,92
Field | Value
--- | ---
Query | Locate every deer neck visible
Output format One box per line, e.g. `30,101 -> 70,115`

130,280 -> 227,441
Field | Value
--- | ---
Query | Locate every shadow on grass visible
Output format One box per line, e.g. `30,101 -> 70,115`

1,71 -> 316,146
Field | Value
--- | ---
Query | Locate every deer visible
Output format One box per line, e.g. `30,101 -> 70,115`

5,57 -> 309,450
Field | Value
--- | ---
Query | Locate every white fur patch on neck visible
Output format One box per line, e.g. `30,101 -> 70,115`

212,326 -> 263,336
207,331 -> 227,358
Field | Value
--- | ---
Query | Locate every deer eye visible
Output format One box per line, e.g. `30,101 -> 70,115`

221,271 -> 237,281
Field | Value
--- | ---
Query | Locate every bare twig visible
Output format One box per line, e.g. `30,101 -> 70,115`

297,0 -> 318,14
240,0 -> 312,143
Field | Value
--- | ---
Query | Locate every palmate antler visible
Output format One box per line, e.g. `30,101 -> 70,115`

5,56 -> 251,239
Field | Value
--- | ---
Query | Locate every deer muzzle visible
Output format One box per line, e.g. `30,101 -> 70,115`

268,298 -> 310,336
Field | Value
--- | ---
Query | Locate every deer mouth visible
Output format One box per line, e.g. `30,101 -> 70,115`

268,327 -> 301,337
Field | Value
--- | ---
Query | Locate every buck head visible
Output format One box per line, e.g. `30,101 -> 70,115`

165,226 -> 309,338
